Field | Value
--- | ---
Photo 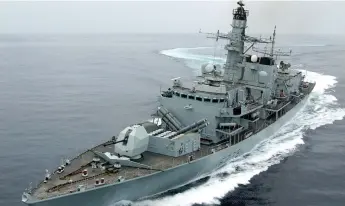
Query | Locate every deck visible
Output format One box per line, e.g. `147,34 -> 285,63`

31,140 -> 222,200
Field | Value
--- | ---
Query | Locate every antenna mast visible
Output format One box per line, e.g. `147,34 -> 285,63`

270,26 -> 276,57
252,26 -> 291,58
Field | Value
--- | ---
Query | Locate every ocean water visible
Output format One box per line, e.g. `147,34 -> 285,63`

0,34 -> 345,206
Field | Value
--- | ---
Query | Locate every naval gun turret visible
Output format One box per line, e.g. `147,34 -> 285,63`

113,125 -> 149,159
102,125 -> 150,160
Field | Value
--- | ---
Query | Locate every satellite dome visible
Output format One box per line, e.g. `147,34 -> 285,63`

251,55 -> 258,63
205,64 -> 215,72
201,63 -> 216,73
258,70 -> 268,84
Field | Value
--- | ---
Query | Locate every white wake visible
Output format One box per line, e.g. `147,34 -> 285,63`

124,47 -> 345,206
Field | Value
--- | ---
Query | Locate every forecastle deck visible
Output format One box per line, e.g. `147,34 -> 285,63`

31,141 -> 223,200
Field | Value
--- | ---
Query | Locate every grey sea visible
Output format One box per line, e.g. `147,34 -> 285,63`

1,33 -> 345,206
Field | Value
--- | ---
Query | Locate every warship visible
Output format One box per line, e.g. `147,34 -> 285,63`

22,1 -> 315,206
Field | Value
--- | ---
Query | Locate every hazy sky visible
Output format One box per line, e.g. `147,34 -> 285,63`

1,1 -> 345,34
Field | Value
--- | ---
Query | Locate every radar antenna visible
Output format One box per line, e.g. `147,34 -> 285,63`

237,0 -> 245,6
252,26 -> 292,58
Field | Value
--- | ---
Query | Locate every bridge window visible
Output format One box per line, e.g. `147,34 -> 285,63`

196,96 -> 202,101
233,106 -> 241,115
220,98 -> 225,103
212,98 -> 219,103
181,94 -> 187,98
204,98 -> 211,102
259,57 -> 274,66
188,95 -> 195,100
175,92 -> 180,97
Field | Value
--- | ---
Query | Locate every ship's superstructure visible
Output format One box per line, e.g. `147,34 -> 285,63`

161,2 -> 308,145
22,2 -> 315,206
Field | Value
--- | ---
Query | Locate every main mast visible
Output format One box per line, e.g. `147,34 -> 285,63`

223,0 -> 248,83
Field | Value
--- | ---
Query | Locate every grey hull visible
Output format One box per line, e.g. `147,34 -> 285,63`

26,96 -> 309,206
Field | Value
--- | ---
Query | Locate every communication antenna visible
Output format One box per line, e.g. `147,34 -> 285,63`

199,28 -> 219,64
252,26 -> 292,58
270,26 -> 276,57
212,30 -> 221,64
